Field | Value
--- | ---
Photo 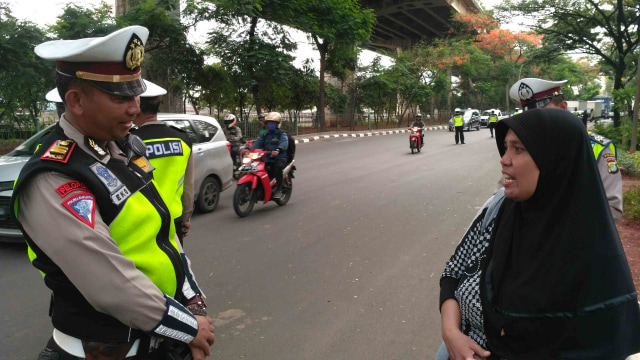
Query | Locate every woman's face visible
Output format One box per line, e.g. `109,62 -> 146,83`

500,129 -> 540,201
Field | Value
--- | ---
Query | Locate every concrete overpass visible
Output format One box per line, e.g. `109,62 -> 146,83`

361,0 -> 483,53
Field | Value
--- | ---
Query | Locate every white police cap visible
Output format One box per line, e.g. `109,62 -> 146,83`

509,78 -> 566,109
35,26 -> 149,96
45,88 -> 63,103
140,80 -> 167,97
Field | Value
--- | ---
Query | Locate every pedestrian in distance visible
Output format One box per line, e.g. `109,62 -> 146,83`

11,26 -> 215,360
509,77 -> 622,221
453,109 -> 465,144
131,80 -> 194,246
437,108 -> 640,360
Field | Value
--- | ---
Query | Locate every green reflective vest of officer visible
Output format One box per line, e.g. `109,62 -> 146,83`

489,114 -> 498,123
589,131 -> 617,164
132,122 -> 193,239
454,115 -> 464,127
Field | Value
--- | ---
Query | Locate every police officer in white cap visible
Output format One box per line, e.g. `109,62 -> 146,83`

132,80 -> 194,246
510,78 -> 622,220
11,26 -> 215,359
46,88 -> 66,119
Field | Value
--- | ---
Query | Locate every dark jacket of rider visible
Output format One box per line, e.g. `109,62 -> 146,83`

250,129 -> 288,163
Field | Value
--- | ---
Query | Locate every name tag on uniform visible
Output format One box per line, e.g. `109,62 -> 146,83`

145,140 -> 183,159
89,163 -> 131,205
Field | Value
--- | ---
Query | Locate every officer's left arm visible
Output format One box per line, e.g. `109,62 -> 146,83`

278,132 -> 288,152
598,147 -> 623,221
181,153 -> 195,222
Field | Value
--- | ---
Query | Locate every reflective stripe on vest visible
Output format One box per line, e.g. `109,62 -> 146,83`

454,115 -> 463,127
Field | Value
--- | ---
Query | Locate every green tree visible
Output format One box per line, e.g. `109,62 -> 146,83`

496,0 -> 640,126
296,0 -> 375,131
49,1 -> 118,39
0,4 -> 54,128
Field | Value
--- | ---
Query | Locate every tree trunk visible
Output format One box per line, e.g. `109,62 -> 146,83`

613,65 -> 624,127
313,35 -> 327,132
630,49 -> 640,153
248,17 -> 262,116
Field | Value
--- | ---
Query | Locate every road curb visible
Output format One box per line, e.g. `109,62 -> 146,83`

293,126 -> 448,144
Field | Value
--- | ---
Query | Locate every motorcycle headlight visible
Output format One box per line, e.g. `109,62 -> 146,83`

242,157 -> 251,164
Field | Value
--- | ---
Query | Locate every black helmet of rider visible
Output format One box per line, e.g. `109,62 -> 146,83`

224,114 -> 237,128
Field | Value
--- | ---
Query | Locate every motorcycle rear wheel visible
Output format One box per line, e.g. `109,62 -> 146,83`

275,179 -> 293,206
233,183 -> 256,217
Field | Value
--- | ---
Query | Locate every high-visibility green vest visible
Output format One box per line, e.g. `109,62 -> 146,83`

454,115 -> 464,127
588,131 -> 616,163
132,124 -> 192,225
489,114 -> 498,123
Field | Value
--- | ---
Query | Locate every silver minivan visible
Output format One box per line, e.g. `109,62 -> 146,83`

0,114 -> 233,243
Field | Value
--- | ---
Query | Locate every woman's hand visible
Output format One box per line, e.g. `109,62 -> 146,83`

443,328 -> 490,360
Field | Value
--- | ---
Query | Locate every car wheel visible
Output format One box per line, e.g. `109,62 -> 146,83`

233,183 -> 256,217
196,177 -> 220,213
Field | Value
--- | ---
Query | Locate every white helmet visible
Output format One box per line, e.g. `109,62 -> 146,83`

223,114 -> 237,128
265,112 -> 281,123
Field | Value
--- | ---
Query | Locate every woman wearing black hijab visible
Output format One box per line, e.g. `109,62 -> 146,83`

481,108 -> 640,359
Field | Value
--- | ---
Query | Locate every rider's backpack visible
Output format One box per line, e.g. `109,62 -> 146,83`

284,132 -> 295,164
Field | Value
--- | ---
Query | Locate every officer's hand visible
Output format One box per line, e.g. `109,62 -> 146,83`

182,221 -> 191,237
189,315 -> 215,360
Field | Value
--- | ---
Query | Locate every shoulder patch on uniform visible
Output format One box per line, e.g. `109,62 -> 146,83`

604,153 -> 619,174
589,132 -> 612,146
41,140 -> 75,163
89,163 -> 131,205
62,192 -> 96,228
145,140 -> 183,159
56,181 -> 89,197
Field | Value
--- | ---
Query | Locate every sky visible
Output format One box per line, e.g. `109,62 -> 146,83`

4,0 -> 508,71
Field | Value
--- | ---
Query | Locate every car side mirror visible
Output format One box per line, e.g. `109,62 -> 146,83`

270,138 -> 279,145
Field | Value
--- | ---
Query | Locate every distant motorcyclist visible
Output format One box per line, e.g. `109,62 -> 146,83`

258,113 -> 268,136
223,114 -> 245,168
249,112 -> 288,199
411,113 -> 425,146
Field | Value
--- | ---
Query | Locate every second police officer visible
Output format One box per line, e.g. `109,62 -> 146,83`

453,109 -> 465,144
510,77 -> 623,221
132,80 -> 195,246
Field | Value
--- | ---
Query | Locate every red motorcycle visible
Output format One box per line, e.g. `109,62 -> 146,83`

409,127 -> 423,154
233,148 -> 295,217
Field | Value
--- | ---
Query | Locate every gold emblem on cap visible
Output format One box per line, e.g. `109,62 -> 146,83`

125,37 -> 145,71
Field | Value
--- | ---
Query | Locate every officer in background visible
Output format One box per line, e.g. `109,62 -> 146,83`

11,26 -> 215,359
510,77 -> 622,221
249,112 -> 288,199
453,109 -> 465,144
488,110 -> 498,138
132,80 -> 194,246
411,113 -> 425,147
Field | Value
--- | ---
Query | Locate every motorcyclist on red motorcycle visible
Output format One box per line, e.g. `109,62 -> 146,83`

223,114 -> 246,169
246,112 -> 288,199
411,113 -> 425,147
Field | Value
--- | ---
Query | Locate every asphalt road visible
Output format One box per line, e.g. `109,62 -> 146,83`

0,125 -> 503,359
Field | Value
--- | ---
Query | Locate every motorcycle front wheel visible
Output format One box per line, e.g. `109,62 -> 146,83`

275,179 -> 293,206
410,140 -> 416,154
233,183 -> 256,217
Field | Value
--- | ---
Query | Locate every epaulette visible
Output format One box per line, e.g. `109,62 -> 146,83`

589,132 -> 612,146
40,139 -> 75,163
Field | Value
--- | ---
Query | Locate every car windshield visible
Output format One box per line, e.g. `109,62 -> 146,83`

6,125 -> 55,156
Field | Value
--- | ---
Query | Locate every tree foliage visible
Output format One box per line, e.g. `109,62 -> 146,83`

0,4 -> 54,127
495,0 -> 639,126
